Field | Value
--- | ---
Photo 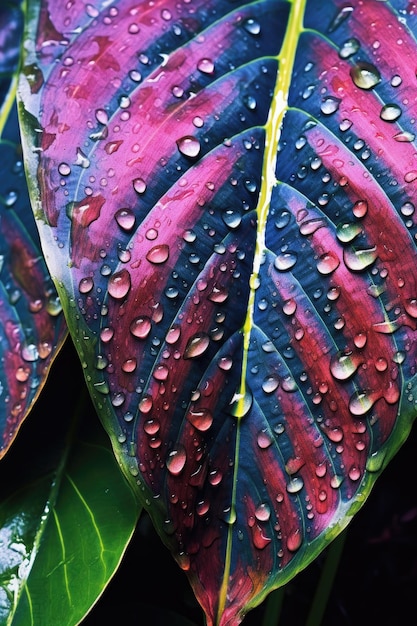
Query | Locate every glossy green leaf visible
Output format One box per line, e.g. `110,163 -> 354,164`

0,344 -> 140,626
16,1 -> 417,625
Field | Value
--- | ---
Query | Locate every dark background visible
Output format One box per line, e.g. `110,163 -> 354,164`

10,339 -> 417,626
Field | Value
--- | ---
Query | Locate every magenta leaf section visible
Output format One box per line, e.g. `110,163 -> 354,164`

17,0 -> 417,624
0,2 -> 66,459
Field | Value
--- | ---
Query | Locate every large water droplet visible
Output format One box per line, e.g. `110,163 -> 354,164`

330,350 -> 360,380
108,269 -> 131,299
146,244 -> 170,264
380,103 -> 402,122
166,445 -> 187,475
79,276 -> 94,294
187,408 -> 213,431
350,62 -> 381,89
317,252 -> 340,275
349,390 -> 376,416
320,96 -> 341,115
176,136 -> 201,158
184,333 -> 210,359
274,252 -> 298,271
343,246 -> 377,271
115,207 -> 135,231
130,316 -> 152,339
339,37 -> 360,59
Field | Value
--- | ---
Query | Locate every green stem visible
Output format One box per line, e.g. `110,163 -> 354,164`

261,586 -> 285,626
305,530 -> 348,626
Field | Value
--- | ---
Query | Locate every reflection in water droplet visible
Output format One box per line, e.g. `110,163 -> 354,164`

380,103 -> 402,122
130,316 -> 152,339
108,269 -> 131,299
187,408 -> 213,431
166,445 -> 187,475
350,62 -> 381,89
343,246 -> 377,271
115,207 -> 135,231
349,390 -> 376,416
317,252 -> 340,275
339,37 -> 360,59
330,351 -> 360,380
243,18 -> 261,35
197,58 -> 215,74
184,333 -> 210,359
176,135 -> 201,158
274,252 -> 298,271
79,276 -> 94,294
146,244 -> 170,264
320,96 -> 341,115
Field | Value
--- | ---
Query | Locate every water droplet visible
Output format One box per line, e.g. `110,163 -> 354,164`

328,6 -> 353,33
133,177 -> 147,194
317,252 -> 340,275
339,37 -> 360,59
380,103 -> 402,122
108,269 -> 131,299
146,244 -> 170,265
79,276 -> 94,294
352,199 -> 368,218
115,207 -> 135,231
184,333 -> 210,359
243,17 -> 261,35
16,365 -> 30,382
394,130 -> 415,142
176,136 -> 201,158
343,246 -> 377,271
349,390 -> 376,416
58,162 -> 71,176
286,528 -> 302,552
330,350 -> 360,380
274,252 -> 298,271
350,62 -> 381,89
197,58 -> 215,74
262,375 -> 280,394
405,170 -> 417,183
130,316 -> 152,339
122,358 -> 137,373
286,476 -> 304,494
100,327 -> 114,342
95,108 -> 108,125
336,222 -> 362,243
320,96 -> 341,115
187,408 -> 213,431
257,429 -> 273,449
255,503 -> 271,522
230,388 -> 253,418
166,445 -> 187,475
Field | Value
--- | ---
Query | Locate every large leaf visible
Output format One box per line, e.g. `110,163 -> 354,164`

0,341 -> 140,626
0,0 -> 67,458
17,0 -> 417,624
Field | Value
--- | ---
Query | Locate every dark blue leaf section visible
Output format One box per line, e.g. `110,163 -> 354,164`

0,3 -> 67,457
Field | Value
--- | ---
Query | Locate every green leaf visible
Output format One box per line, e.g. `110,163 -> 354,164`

0,344 -> 140,626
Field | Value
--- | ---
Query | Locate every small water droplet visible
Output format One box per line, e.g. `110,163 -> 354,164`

286,528 -> 302,552
133,177 -> 147,194
257,429 -> 274,449
350,62 -> 381,89
339,37 -> 360,59
58,162 -> 71,176
262,375 -> 280,394
197,57 -> 215,74
242,17 -> 261,35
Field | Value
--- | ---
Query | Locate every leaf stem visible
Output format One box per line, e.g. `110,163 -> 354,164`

305,529 -> 348,626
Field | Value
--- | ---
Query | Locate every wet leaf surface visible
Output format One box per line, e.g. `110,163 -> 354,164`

17,1 -> 417,624
0,1 -> 67,459
0,340 -> 140,626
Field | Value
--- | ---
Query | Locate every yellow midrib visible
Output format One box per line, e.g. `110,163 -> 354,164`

216,0 -> 307,623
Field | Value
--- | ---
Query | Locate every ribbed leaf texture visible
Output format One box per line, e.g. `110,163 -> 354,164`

17,1 -> 417,624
